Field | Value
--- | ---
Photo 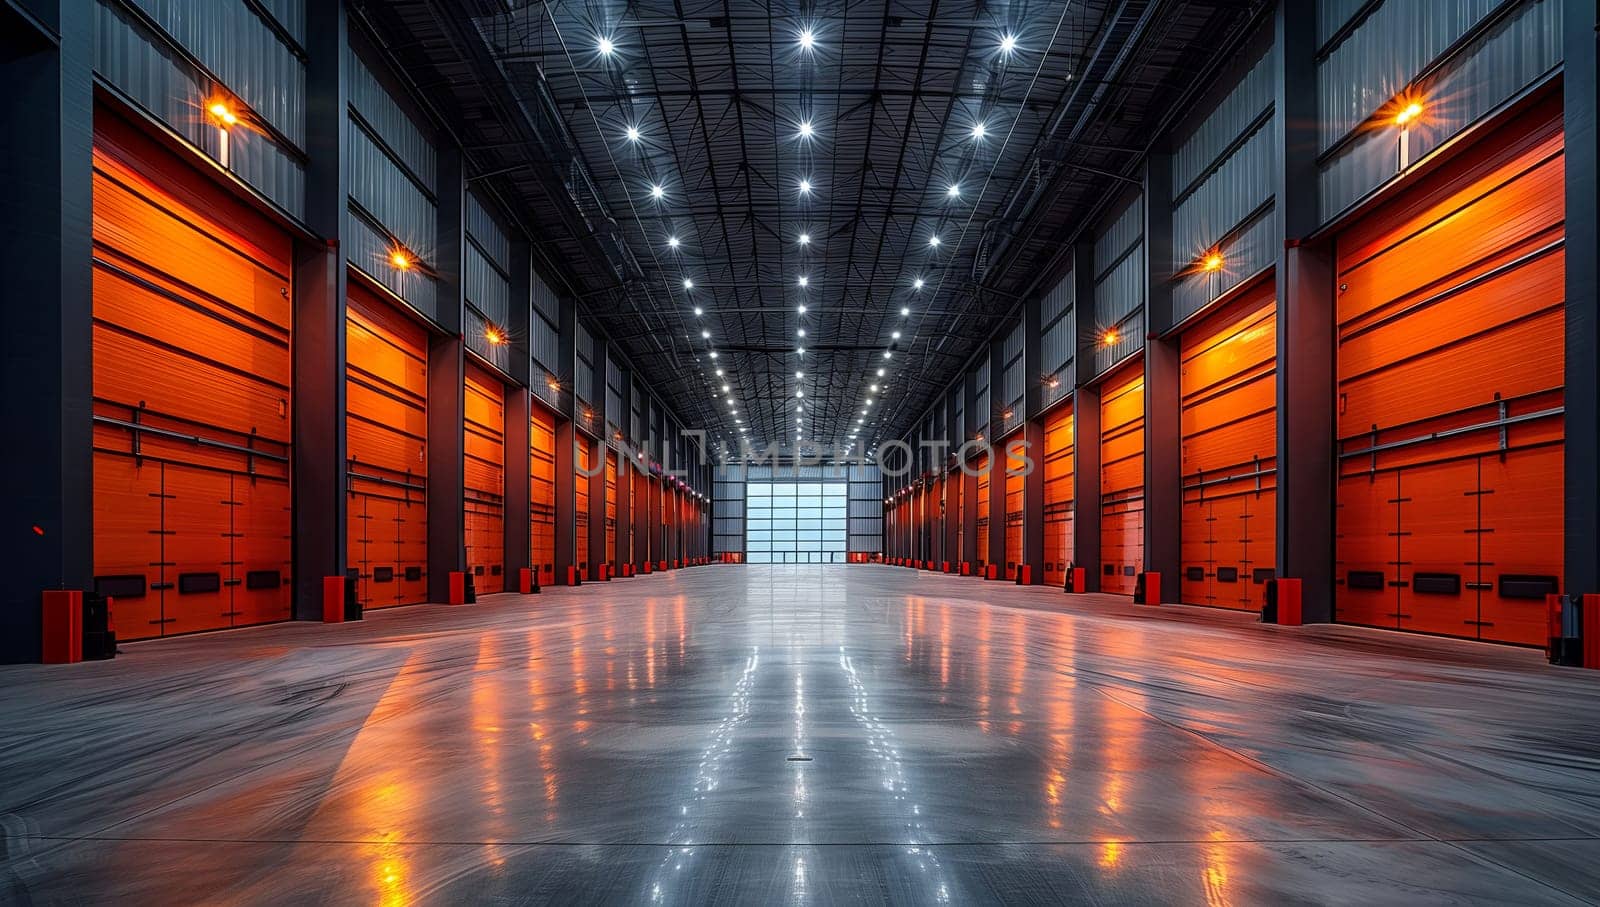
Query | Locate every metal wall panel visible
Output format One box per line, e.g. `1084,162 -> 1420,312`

575,322 -> 595,406
973,359 -> 991,437
464,242 -> 509,329
1041,272 -> 1074,399
347,121 -> 436,258
1172,120 -> 1275,271
1317,0 -> 1372,46
466,192 -> 510,272
464,305 -> 509,373
531,271 -> 561,324
1093,194 -> 1147,376
125,0 -> 306,147
1317,0 -> 1503,152
347,43 -> 434,192
1172,44 -> 1275,196
1173,206 -> 1279,324
848,464 -> 884,553
530,309 -> 560,375
346,213 -> 437,322
1094,194 -> 1144,277
1318,0 -> 1562,220
606,360 -> 623,434
94,0 -> 305,217
1001,321 -> 1025,435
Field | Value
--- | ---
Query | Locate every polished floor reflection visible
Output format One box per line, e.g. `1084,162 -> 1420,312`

3,565 -> 1598,904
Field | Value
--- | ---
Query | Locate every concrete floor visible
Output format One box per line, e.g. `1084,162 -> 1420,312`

2,565 -> 1599,905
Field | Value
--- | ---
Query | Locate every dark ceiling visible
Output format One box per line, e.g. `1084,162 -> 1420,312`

355,0 -> 1264,455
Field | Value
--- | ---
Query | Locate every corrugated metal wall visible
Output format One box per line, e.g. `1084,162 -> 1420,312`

713,465 -> 745,554
973,359 -> 991,438
1316,0 -> 1561,220
848,464 -> 884,553
345,41 -> 438,315
575,322 -> 596,408
93,0 -> 307,216
1171,41 -> 1278,323
1000,321 -> 1025,437
464,191 -> 510,370
1041,270 -> 1074,411
1093,194 -> 1146,375
606,359 -> 624,437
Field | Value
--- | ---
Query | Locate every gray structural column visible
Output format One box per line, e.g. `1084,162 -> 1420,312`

961,372 -> 979,568
1274,0 -> 1336,623
1565,0 -> 1600,597
944,390 -> 961,565
1072,243 -> 1103,591
293,0 -> 348,618
1143,153 -> 1181,602
426,147 -> 467,603
502,241 -> 532,589
1021,294 -> 1045,583
554,297 -> 577,583
587,348 -> 608,576
0,1 -> 93,660
986,339 -> 1007,573
615,366 -> 633,571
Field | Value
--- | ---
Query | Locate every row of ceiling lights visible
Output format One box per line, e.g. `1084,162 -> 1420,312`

597,24 -> 1025,457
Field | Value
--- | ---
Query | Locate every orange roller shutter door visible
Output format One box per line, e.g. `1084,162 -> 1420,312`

346,283 -> 429,610
1099,365 -> 1145,595
1179,283 -> 1277,611
575,436 -> 592,579
1043,406 -> 1074,587
529,403 -> 557,587
606,450 -> 618,569
1004,440 -> 1025,579
1334,98 -> 1563,646
464,364 -> 505,587
975,451 -> 991,570
90,110 -> 292,640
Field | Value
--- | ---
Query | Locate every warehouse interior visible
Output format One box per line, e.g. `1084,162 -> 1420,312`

3,0 -> 1599,901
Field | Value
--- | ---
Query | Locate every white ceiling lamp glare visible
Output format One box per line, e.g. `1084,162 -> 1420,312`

797,178 -> 813,196
999,33 -> 1018,56
624,124 -> 641,143
649,183 -> 665,200
970,122 -> 987,141
596,35 -> 616,56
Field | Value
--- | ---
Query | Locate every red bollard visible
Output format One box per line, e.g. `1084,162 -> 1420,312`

448,572 -> 466,606
1584,594 -> 1600,669
42,590 -> 83,663
985,564 -> 998,580
1277,578 -> 1303,626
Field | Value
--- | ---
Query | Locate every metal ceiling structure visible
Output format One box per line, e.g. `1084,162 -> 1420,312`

355,0 -> 1264,454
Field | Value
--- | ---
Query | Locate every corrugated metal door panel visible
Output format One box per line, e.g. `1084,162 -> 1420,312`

1396,459 -> 1479,638
1336,473 -> 1399,630
464,365 -> 505,584
1335,99 -> 1564,646
606,452 -> 618,567
1479,447 -> 1563,645
92,114 -> 293,639
1044,406 -> 1075,587
1004,450 -> 1025,579
1179,287 -> 1277,610
1100,367 -> 1145,595
231,474 -> 291,627
346,284 -> 428,609
92,455 -> 163,636
975,453 -> 991,569
530,403 -> 556,586
162,466 -> 232,635
575,437 -> 591,578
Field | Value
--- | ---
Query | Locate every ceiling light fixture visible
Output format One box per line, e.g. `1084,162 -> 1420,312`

970,122 -> 987,140
913,277 -> 924,290
798,178 -> 812,195
650,183 -> 665,200
797,120 -> 814,139
625,125 -> 641,142
901,306 -> 910,316
798,27 -> 815,50
797,275 -> 809,287
597,35 -> 615,56
946,184 -> 961,198
1000,33 -> 1018,55
682,278 -> 694,289
668,235 -> 680,249
798,233 -> 810,246
797,304 -> 807,314
693,306 -> 703,316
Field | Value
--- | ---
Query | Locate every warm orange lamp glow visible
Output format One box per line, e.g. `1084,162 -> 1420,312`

1395,101 -> 1423,126
1202,251 -> 1224,271
1100,327 -> 1119,347
207,101 -> 239,127
389,249 -> 412,270
484,325 -> 506,345
547,377 -> 561,391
